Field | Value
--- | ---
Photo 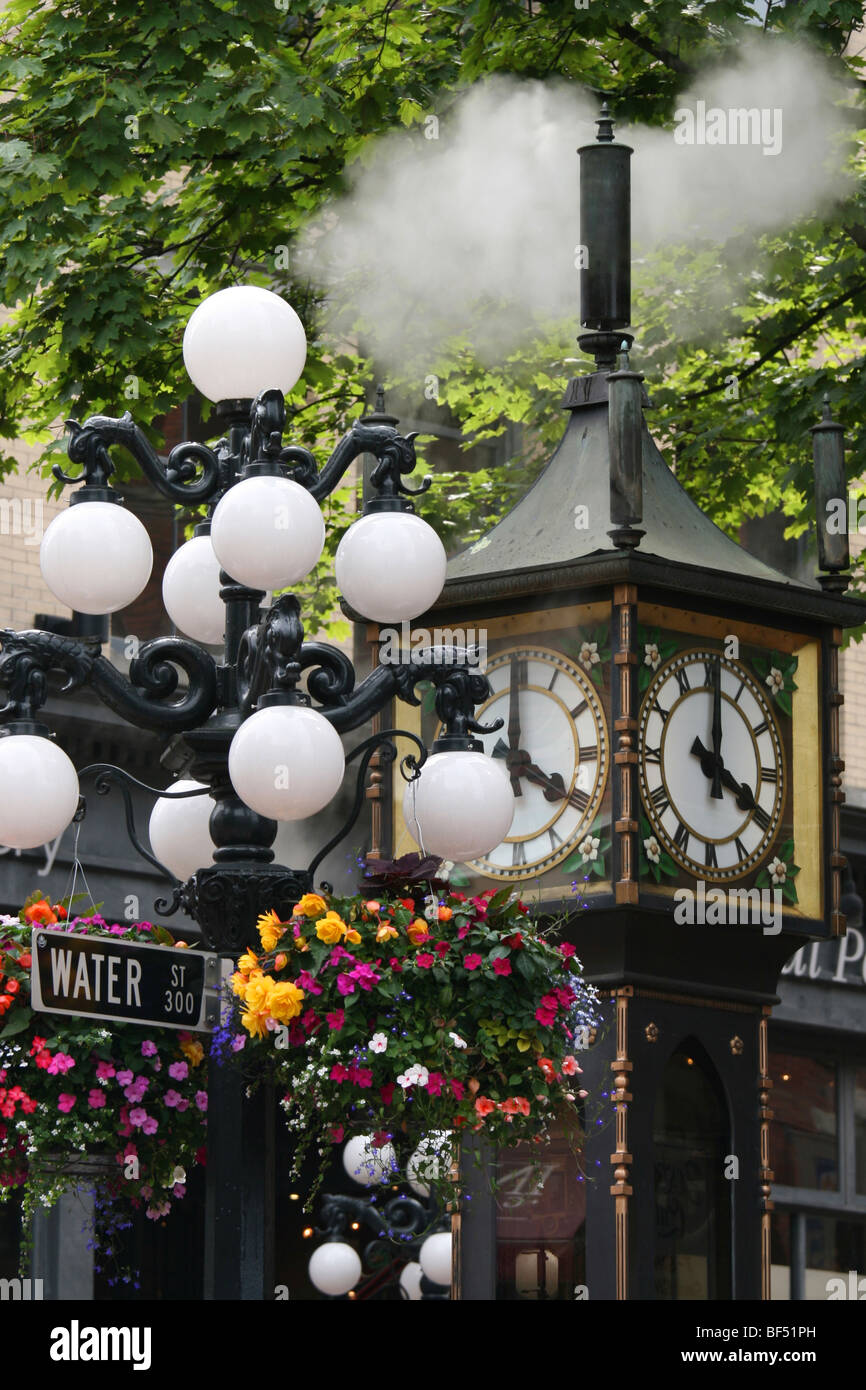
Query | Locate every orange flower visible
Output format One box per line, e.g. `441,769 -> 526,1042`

24,900 -> 57,926
180,1037 -> 205,1067
474,1096 -> 496,1118
538,1057 -> 557,1083
237,950 -> 260,976
437,907 -> 453,922
16,952 -> 31,970
376,922 -> 399,943
407,919 -> 430,946
345,928 -> 362,945
230,971 -> 249,1000
274,952 -> 288,972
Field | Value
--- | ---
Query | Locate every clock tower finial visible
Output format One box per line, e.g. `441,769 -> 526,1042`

577,101 -> 633,372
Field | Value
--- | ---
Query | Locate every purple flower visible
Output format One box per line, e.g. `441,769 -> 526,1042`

194,1090 -> 208,1113
140,1115 -> 158,1136
168,1061 -> 188,1081
163,1090 -> 182,1108
231,1035 -> 245,1052
336,973 -> 356,996
175,1098 -> 190,1112
141,1040 -> 158,1057
87,1089 -> 106,1109
116,1069 -> 134,1086
128,1107 -> 147,1128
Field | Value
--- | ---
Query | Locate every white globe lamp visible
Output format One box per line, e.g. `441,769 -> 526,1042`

162,534 -> 225,644
406,1132 -> 452,1198
308,1241 -> 362,1297
0,734 -> 80,850
419,1231 -> 452,1287
342,1134 -> 397,1188
210,475 -> 325,593
148,780 -> 214,881
228,703 -> 345,821
335,511 -> 447,622
403,750 -> 514,861
182,285 -> 307,403
40,500 -> 153,615
399,1262 -> 424,1301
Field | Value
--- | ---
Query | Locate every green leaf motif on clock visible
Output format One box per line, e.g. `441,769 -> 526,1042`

560,814 -> 611,879
637,626 -> 679,695
754,839 -> 801,905
562,624 -> 611,690
638,811 -> 678,883
750,651 -> 798,719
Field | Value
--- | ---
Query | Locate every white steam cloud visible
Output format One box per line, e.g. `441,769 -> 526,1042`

298,38 -> 852,369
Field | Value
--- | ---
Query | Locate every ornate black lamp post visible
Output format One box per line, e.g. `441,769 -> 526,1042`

0,286 -> 515,1298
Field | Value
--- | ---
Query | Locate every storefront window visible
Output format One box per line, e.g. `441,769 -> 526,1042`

855,1066 -> 866,1196
769,1051 -> 838,1191
771,1210 -> 866,1299
495,1126 -> 585,1300
653,1042 -> 732,1300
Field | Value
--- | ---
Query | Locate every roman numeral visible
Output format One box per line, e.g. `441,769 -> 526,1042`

705,841 -> 718,868
733,680 -> 745,703
753,720 -> 768,737
760,765 -> 778,784
512,842 -> 527,867
578,744 -> 598,763
673,820 -> 689,854
548,826 -> 563,852
644,745 -> 661,764
652,697 -> 669,722
650,785 -> 670,815
548,670 -> 559,691
568,786 -> 590,813
675,667 -> 691,696
570,698 -> 588,719
734,837 -> 748,862
752,804 -> 771,832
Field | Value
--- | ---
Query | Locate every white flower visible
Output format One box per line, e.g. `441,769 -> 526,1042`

449,1031 -> 467,1049
369,1032 -> 388,1054
579,641 -> 599,668
0,914 -> 20,927
768,856 -> 787,885
397,1063 -> 429,1089
578,835 -> 600,863
766,667 -> 784,696
644,836 -> 661,864
644,643 -> 660,670
438,861 -> 454,881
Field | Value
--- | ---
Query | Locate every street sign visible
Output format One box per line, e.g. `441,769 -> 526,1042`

30,929 -> 221,1032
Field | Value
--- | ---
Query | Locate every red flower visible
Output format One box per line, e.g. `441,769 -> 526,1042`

492,957 -> 512,976
380,1083 -> 395,1106
400,898 -> 416,910
415,953 -> 435,970
389,957 -> 403,973
29,1037 -> 46,1056
561,1056 -> 581,1076
54,904 -> 68,920
463,954 -> 482,971
325,1010 -> 345,1031
450,1079 -> 465,1101
535,1006 -> 557,1026
20,1097 -> 37,1114
450,891 -> 467,902
4,980 -> 19,996
426,1072 -> 445,1097
16,952 -> 31,969
538,1057 -> 557,1083
457,924 -> 470,940
474,1096 -> 496,1117
329,1125 -> 344,1144
434,941 -> 450,958
559,942 -> 576,958
503,932 -> 524,950
330,1063 -> 350,1083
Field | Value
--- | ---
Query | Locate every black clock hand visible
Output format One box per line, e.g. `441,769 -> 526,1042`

507,655 -> 523,797
493,741 -> 587,810
710,657 -> 723,800
690,737 -> 756,812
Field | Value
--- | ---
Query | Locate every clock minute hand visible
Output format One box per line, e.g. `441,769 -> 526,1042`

710,657 -> 723,800
506,656 -> 523,796
690,737 -> 755,812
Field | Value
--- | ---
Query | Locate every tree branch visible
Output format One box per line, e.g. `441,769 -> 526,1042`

611,21 -> 695,78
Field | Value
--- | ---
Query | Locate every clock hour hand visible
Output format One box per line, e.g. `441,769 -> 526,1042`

506,655 -> 523,796
710,657 -> 723,800
690,737 -> 755,812
492,741 -> 582,808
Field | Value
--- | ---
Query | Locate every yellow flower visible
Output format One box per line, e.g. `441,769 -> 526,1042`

376,922 -> 399,943
345,928 -> 362,945
293,893 -> 328,920
407,918 -> 431,946
295,936 -> 309,953
237,949 -> 260,976
180,1038 -> 205,1067
274,952 -> 288,972
230,971 -> 249,1000
267,981 -> 305,1023
241,973 -> 277,1039
257,910 -> 287,954
315,911 -> 348,945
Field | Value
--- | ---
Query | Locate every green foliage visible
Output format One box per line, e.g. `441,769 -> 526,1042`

2,0 -> 866,633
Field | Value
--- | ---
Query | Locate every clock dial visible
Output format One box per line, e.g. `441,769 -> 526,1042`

638,648 -> 785,882
441,645 -> 608,882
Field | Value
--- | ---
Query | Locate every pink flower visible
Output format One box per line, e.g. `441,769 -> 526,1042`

128,1107 -> 148,1128
464,954 -> 482,971
336,973 -> 356,996
380,1083 -> 395,1106
328,945 -> 354,966
329,1124 -> 345,1144
561,1056 -> 581,1076
168,1061 -> 188,1081
415,953 -> 435,970
141,1040 -> 158,1057
535,1006 -> 557,1027
116,1069 -> 134,1086
176,1098 -> 190,1112
330,1063 -> 350,1083
163,1090 -> 182,1108
351,1067 -> 373,1089
493,957 -> 512,976
140,1115 -> 158,1136
426,1071 -> 445,1097
95,1061 -> 115,1080
326,1010 -> 345,1031
389,957 -> 403,973
350,961 -> 380,991
194,1091 -> 208,1112
559,942 -> 576,958
173,1183 -> 186,1198
231,1034 -> 246,1052
296,970 -> 322,996
457,924 -> 470,940
435,941 -> 449,958
450,1079 -> 465,1101
57,1093 -> 76,1113
47,1052 -> 75,1075
87,1089 -> 106,1109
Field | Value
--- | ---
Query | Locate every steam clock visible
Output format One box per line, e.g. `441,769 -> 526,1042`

367,108 -> 866,1300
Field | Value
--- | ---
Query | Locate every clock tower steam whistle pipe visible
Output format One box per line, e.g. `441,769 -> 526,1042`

606,346 -> 645,551
577,102 -> 633,371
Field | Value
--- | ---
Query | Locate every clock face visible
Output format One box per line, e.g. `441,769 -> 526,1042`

447,645 -> 608,882
638,648 -> 785,882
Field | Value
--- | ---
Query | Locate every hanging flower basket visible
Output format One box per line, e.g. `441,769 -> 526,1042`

0,893 -> 209,1276
221,871 -> 604,1204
